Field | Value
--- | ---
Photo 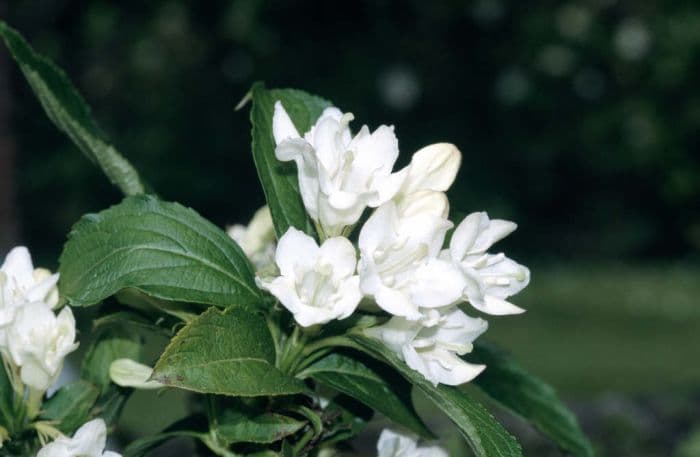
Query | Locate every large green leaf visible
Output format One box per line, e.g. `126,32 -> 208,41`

41,380 -> 99,434
0,21 -> 145,196
216,409 -> 305,444
249,83 -> 331,238
299,352 -> 432,439
151,307 -> 305,396
59,195 -> 261,308
349,335 -> 522,457
469,343 -> 594,457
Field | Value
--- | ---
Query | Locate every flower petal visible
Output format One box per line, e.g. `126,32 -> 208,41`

272,101 -> 300,144
403,142 -> 461,195
318,236 -> 357,278
274,228 -> 319,278
374,285 -> 422,320
1,246 -> 34,290
409,259 -> 465,309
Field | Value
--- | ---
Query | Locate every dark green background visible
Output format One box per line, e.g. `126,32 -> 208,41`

2,1 -> 699,456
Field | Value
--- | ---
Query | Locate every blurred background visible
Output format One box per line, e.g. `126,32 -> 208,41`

1,0 -> 699,455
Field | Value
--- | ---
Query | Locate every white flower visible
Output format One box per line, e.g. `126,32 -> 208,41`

227,206 -> 276,270
443,212 -> 530,315
368,308 -> 487,386
376,429 -> 448,457
6,302 -> 78,391
0,247 -> 59,326
358,193 -> 465,324
109,358 -> 162,390
396,143 -> 461,199
37,419 -> 121,457
273,101 -> 406,237
256,228 -> 362,327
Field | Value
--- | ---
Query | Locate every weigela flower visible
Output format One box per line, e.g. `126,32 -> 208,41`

376,428 -> 448,457
367,308 -> 487,386
6,302 -> 78,391
395,142 -> 461,200
37,419 -> 121,457
256,228 -> 362,327
273,101 -> 406,237
0,247 -> 59,326
227,205 -> 276,270
442,212 -> 530,315
358,192 -> 465,324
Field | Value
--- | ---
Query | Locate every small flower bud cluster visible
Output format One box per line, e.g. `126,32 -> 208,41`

256,102 -> 530,386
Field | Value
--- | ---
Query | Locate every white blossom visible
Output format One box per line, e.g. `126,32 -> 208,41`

6,302 -> 78,391
0,247 -> 59,327
442,212 -> 530,315
37,419 -> 121,457
396,142 -> 461,199
273,101 -> 406,237
376,428 -> 448,457
256,228 -> 362,327
109,358 -> 162,390
358,193 -> 465,324
227,205 -> 276,270
367,308 -> 487,386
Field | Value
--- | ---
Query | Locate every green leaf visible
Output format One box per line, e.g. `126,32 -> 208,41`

0,21 -> 145,196
299,352 -> 432,439
152,307 -> 306,396
349,335 -> 522,457
81,328 -> 142,394
123,415 -> 206,457
249,82 -> 332,238
318,394 -> 373,446
469,343 -> 594,457
216,409 -> 305,444
281,440 -> 294,457
91,385 -> 132,427
79,327 -> 140,428
0,365 -> 19,434
41,380 -> 99,434
59,194 -> 261,309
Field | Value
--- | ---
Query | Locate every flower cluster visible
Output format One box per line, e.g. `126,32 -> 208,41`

256,102 -> 530,386
0,247 -> 78,393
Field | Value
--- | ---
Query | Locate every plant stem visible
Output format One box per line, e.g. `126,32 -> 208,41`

26,388 -> 43,420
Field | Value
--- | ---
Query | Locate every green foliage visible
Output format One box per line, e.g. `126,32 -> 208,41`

215,409 -> 305,444
0,20 -> 145,196
470,343 -> 594,457
350,334 -> 523,457
317,395 -> 373,446
299,352 -> 432,439
59,194 -> 261,309
81,328 -> 142,394
40,381 -> 100,434
249,83 -> 331,239
0,365 -> 19,435
151,307 -> 305,396
123,415 -> 206,457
